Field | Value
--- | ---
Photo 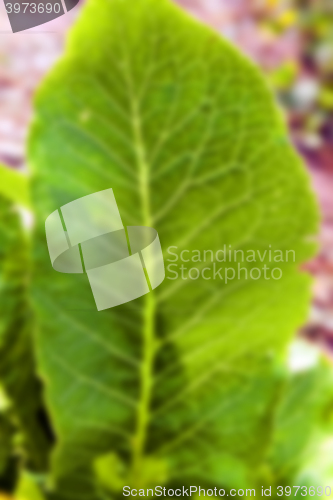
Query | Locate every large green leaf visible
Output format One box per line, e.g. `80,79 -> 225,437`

28,0 -> 318,497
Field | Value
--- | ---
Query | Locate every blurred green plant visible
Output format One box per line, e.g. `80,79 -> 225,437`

265,0 -> 333,149
0,0 -> 332,499
269,61 -> 299,92
0,164 -> 30,210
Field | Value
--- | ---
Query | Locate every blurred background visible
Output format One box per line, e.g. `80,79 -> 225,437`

1,0 -> 332,356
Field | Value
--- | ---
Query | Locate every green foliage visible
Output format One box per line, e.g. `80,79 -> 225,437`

269,61 -> 299,91
0,163 -> 31,209
0,0 -> 330,499
0,179 -> 51,494
26,0 -> 321,497
0,411 -> 17,491
267,367 -> 333,486
15,472 -> 46,500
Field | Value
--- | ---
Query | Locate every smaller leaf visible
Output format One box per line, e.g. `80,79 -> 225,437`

15,473 -> 46,500
0,409 -> 19,495
0,196 -> 51,472
268,364 -> 333,482
0,165 -> 31,209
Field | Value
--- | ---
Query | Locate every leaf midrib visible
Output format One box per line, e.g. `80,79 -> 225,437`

120,47 -> 156,485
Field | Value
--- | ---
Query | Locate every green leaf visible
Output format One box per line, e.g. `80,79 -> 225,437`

267,365 -> 333,486
28,0 -> 318,497
0,412 -> 17,492
0,197 -> 51,474
15,472 -> 46,500
0,164 -> 31,209
15,472 -> 44,500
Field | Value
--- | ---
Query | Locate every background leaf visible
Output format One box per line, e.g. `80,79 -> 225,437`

0,165 -> 31,210
0,412 -> 17,492
15,472 -> 46,500
0,176 -> 51,486
28,0 -> 319,497
266,365 -> 333,493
